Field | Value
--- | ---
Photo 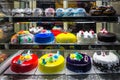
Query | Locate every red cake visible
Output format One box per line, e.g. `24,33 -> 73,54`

11,51 -> 38,73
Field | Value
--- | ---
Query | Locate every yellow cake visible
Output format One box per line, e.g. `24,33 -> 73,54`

38,51 -> 65,73
56,32 -> 77,43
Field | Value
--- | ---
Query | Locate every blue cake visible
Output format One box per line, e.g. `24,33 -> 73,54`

34,30 -> 55,43
66,52 -> 91,72
64,8 -> 74,17
56,8 -> 65,17
74,8 -> 87,17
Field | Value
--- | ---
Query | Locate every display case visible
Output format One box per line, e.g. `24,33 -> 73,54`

0,0 -> 120,80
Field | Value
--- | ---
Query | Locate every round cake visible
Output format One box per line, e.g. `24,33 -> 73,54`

103,6 -> 116,16
29,26 -> 43,34
11,30 -> 34,44
24,8 -> 33,17
51,26 -> 62,36
97,28 -> 116,43
77,30 -> 97,44
12,8 -> 24,17
93,51 -> 120,72
64,8 -> 74,17
34,30 -> 55,43
33,8 -> 43,17
66,52 -> 91,72
56,32 -> 77,43
74,8 -> 87,17
38,51 -> 65,73
11,51 -> 38,73
45,8 -> 55,17
90,8 -> 102,16
56,8 -> 65,17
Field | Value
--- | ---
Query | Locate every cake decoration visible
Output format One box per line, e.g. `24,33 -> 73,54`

29,26 -> 43,34
11,50 -> 38,73
17,50 -> 32,64
77,30 -> 97,44
38,51 -> 65,73
41,51 -> 60,65
66,52 -> 91,72
51,26 -> 62,36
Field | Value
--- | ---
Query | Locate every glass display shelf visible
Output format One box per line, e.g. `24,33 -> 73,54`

0,50 -> 119,80
8,43 -> 120,50
12,16 -> 119,22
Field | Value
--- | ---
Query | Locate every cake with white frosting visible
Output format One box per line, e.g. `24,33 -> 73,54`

77,30 -> 97,44
93,51 -> 120,72
12,8 -> 24,17
24,8 -> 32,17
29,26 -> 43,34
33,8 -> 43,17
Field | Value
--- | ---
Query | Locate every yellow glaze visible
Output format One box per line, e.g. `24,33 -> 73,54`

56,33 -> 77,43
38,54 -> 65,73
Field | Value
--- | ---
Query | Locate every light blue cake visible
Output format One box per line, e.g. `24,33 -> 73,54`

74,8 -> 87,17
34,30 -> 55,43
56,8 -> 65,17
64,8 -> 74,17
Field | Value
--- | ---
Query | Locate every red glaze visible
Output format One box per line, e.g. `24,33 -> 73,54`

11,54 -> 38,73
51,30 -> 61,36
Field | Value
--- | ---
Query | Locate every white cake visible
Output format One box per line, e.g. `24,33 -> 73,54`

29,26 -> 43,34
12,8 -> 24,17
77,30 -> 97,44
93,51 -> 120,72
24,8 -> 32,17
33,8 -> 43,17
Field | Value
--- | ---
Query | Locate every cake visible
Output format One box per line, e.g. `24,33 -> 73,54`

90,8 -> 102,16
11,30 -> 34,44
93,51 -> 120,72
24,8 -> 33,17
11,50 -> 38,73
56,8 -> 65,17
64,8 -> 74,17
74,8 -> 87,17
12,8 -> 24,17
66,52 -> 91,72
97,28 -> 116,43
34,30 -> 55,43
29,26 -> 43,34
56,32 -> 77,43
33,8 -> 43,17
38,51 -> 65,73
0,53 -> 8,63
51,26 -> 62,36
45,8 -> 55,17
77,30 -> 97,44
103,6 -> 116,16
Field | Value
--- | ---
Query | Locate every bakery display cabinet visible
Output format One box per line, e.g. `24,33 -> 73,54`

0,0 -> 120,80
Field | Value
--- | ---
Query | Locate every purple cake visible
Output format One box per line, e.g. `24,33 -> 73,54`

66,52 -> 91,73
